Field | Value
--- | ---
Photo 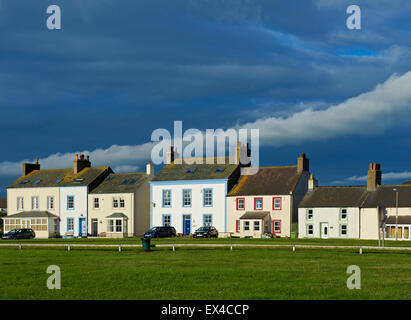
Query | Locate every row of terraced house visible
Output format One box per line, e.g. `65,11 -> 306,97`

2,145 -> 411,240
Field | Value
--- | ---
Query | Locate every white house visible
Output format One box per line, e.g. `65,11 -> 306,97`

298,163 -> 411,240
4,155 -> 112,238
150,147 -> 241,236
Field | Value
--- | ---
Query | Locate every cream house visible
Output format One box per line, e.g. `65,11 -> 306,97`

88,163 -> 154,238
298,163 -> 411,240
227,153 -> 311,238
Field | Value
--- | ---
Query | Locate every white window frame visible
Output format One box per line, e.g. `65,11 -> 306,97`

31,196 -> 39,210
254,221 -> 260,231
120,198 -> 125,208
113,198 -> 119,208
244,221 -> 250,231
47,196 -> 54,210
340,208 -> 348,221
307,209 -> 313,221
307,224 -> 314,236
17,197 -> 24,211
163,190 -> 171,207
203,214 -> 212,227
340,224 -> 348,236
94,197 -> 100,209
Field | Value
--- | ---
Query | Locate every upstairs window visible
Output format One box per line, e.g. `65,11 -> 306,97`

307,209 -> 313,221
94,198 -> 99,209
31,196 -> 39,210
67,196 -> 74,210
254,198 -> 263,210
162,190 -> 171,207
203,189 -> 213,207
120,198 -> 125,208
17,197 -> 24,211
183,189 -> 192,207
273,197 -> 281,210
236,198 -> 245,210
47,196 -> 54,210
340,208 -> 347,221
113,198 -> 118,208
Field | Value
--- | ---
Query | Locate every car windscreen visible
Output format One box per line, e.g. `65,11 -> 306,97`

197,227 -> 209,231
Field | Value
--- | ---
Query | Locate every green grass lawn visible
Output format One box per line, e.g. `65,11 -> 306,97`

1,236 -> 410,247
0,246 -> 410,300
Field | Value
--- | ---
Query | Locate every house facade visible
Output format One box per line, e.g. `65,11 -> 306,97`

150,147 -> 241,236
227,153 -> 311,238
88,163 -> 154,238
298,163 -> 411,240
4,155 -> 111,238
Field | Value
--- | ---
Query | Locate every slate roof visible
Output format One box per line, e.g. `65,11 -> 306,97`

3,211 -> 58,218
228,166 -> 302,196
300,185 -> 411,208
386,216 -> 411,224
239,211 -> 270,220
362,185 -> 411,208
0,198 -> 6,208
152,157 -> 239,182
8,167 -> 111,189
299,186 -> 368,208
91,172 -> 149,194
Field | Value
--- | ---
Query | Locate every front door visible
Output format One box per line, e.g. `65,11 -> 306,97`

321,223 -> 329,239
91,219 -> 98,237
183,215 -> 191,236
79,218 -> 87,237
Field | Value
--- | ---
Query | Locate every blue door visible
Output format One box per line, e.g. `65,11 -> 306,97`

183,215 -> 191,236
79,218 -> 87,237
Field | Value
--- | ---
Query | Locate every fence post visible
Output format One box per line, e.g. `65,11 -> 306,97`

230,244 -> 233,251
172,244 -> 175,251
292,245 -> 296,252
18,244 -> 22,250
67,244 -> 71,251
359,246 -> 363,254
118,245 -> 122,252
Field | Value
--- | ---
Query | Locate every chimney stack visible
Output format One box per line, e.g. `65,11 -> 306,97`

22,159 -> 40,177
166,146 -> 175,165
297,152 -> 309,174
74,154 -> 91,174
146,162 -> 154,176
367,163 -> 382,191
308,174 -> 318,191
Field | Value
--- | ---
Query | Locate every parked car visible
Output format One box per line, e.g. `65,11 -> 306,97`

144,226 -> 177,238
2,228 -> 35,240
193,226 -> 218,238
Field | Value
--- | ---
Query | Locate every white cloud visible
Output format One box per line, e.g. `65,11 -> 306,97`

0,143 -> 154,177
238,70 -> 411,146
335,171 -> 411,184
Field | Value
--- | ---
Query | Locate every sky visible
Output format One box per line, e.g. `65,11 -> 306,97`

1,0 -> 411,196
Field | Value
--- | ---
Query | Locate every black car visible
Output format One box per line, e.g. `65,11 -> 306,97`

193,226 -> 218,238
2,228 -> 36,240
144,226 -> 177,238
